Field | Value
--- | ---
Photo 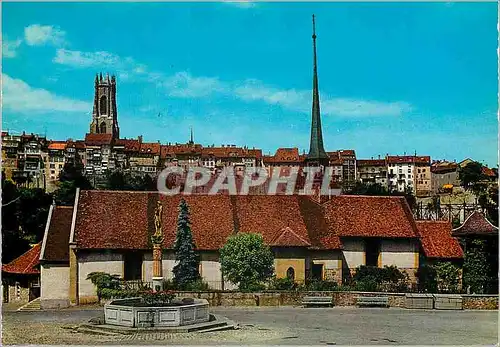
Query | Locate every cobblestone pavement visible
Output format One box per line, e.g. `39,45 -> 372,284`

2,306 -> 498,345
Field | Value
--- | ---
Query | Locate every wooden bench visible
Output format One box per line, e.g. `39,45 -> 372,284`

301,296 -> 333,307
356,296 -> 389,308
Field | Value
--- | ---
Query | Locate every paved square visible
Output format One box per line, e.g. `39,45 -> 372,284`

2,306 -> 497,345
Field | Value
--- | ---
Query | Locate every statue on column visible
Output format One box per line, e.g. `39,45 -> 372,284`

152,200 -> 164,244
151,200 -> 164,291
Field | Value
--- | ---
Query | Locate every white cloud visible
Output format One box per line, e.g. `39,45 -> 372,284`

2,39 -> 22,58
162,71 -> 226,98
24,24 -> 66,46
2,74 -> 91,113
234,80 -> 411,117
223,1 -> 256,8
53,49 -> 121,68
51,48 -> 411,117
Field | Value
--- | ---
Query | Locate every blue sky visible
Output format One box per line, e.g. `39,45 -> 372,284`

2,2 -> 498,166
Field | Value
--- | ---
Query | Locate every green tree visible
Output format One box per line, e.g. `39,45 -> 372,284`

172,199 -> 201,289
463,239 -> 491,294
219,233 -> 274,291
105,170 -> 127,190
349,182 -> 389,196
459,162 -> 486,192
16,187 -> 53,243
55,162 -> 92,204
53,180 -> 77,206
415,264 -> 438,293
1,177 -> 29,263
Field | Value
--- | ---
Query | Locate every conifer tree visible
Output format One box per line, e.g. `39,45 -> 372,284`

172,199 -> 200,288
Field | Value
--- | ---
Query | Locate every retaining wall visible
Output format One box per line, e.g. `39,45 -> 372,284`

167,291 -> 496,310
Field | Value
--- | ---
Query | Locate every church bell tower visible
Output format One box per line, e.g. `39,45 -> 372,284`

305,15 -> 329,167
90,73 -> 120,139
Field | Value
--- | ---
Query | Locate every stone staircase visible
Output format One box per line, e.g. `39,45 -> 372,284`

17,297 -> 40,311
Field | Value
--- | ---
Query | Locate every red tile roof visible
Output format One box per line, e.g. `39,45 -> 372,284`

431,161 -> 458,173
73,192 -> 343,251
85,133 -> 113,146
139,142 -> 161,155
274,148 -> 300,162
357,159 -> 386,167
200,146 -> 261,159
416,221 -> 463,259
247,149 -> 262,159
452,211 -> 499,236
2,243 -> 41,275
323,195 -> 419,238
160,144 -> 202,158
482,166 -> 496,177
115,138 -> 141,152
299,196 -> 342,249
48,141 -> 67,150
234,195 -> 313,246
270,227 -> 311,247
264,148 -> 303,164
42,206 -> 73,262
339,149 -> 356,158
66,140 -> 86,149
387,155 -> 430,165
74,192 -> 235,250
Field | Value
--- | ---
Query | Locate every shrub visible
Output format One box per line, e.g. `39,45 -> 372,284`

99,288 -> 140,300
267,276 -> 298,291
352,265 -> 408,292
434,262 -> 460,293
86,272 -> 121,302
183,279 -> 211,291
463,239 -> 491,294
306,280 -> 338,291
351,279 -> 379,292
415,264 -> 438,293
162,279 -> 177,290
240,282 -> 267,292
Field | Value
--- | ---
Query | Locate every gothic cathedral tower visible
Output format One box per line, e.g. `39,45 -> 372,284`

90,73 -> 120,139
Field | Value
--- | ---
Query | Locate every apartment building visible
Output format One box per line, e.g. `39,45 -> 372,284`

386,155 -> 431,196
1,132 -> 22,181
45,141 -> 67,192
430,160 -> 460,193
357,158 -> 388,188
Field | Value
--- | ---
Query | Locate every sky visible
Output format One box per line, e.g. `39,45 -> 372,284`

2,2 -> 498,166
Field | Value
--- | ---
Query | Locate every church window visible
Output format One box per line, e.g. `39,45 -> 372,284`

100,122 -> 107,134
286,267 -> 295,280
100,95 -> 108,115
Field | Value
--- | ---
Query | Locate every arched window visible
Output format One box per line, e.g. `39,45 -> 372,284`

100,122 -> 107,134
286,267 -> 295,280
100,95 -> 107,115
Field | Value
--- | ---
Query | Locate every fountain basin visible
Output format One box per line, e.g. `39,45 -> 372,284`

104,297 -> 210,328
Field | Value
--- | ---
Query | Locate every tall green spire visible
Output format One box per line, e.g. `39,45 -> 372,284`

306,14 -> 329,165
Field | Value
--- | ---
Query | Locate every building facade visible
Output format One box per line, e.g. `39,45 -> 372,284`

38,190 -> 464,308
356,158 -> 387,187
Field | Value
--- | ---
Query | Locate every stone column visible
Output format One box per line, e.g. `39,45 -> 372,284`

152,243 -> 163,292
